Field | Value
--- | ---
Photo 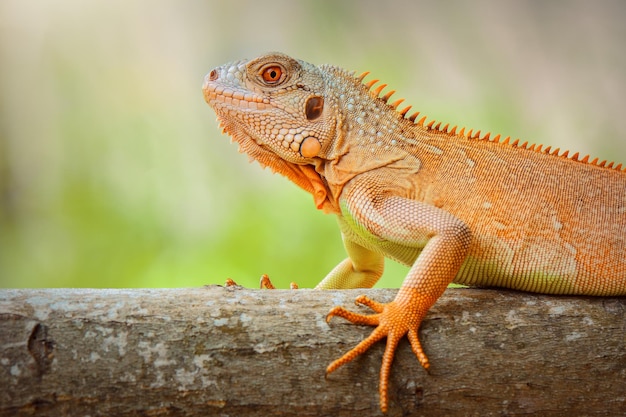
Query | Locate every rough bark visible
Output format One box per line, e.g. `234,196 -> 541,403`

0,287 -> 624,417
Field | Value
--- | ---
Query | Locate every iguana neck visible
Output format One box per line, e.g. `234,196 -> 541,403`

312,64 -> 434,201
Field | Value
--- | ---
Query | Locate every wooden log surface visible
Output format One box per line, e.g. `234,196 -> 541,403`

0,287 -> 624,416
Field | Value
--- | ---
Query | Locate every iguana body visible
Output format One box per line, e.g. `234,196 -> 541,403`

202,52 -> 626,412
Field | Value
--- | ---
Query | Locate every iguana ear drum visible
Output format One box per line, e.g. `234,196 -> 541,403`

305,96 -> 324,121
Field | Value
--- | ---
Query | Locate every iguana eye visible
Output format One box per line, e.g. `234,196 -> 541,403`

261,65 -> 283,84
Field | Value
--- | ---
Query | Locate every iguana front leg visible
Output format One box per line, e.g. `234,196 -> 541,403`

325,185 -> 472,412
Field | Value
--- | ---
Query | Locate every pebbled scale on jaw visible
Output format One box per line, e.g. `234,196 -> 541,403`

356,70 -> 625,172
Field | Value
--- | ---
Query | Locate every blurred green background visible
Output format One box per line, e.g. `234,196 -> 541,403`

1,0 -> 625,288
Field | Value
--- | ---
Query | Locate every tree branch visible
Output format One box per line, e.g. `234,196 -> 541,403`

1,287 -> 624,416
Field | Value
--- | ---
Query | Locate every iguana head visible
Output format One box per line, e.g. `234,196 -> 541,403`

203,53 -> 346,213
202,52 -> 339,166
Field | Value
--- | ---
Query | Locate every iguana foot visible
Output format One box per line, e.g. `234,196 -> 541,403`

326,296 -> 430,413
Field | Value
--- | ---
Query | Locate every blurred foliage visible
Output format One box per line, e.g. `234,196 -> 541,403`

0,0 -> 624,288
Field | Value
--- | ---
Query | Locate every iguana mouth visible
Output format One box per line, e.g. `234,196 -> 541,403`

202,71 -> 270,112
202,68 -> 273,151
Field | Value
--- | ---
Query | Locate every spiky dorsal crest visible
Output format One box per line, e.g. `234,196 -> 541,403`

354,70 -> 625,173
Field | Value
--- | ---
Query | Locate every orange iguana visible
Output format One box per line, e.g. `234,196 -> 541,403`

202,52 -> 626,412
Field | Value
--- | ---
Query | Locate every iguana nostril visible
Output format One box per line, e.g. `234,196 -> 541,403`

209,69 -> 218,81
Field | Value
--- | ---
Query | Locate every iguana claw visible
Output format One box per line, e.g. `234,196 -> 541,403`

260,274 -> 298,289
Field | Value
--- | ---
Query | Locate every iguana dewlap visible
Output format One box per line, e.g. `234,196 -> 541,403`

202,52 -> 626,412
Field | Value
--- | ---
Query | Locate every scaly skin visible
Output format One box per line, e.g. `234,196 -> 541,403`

202,52 -> 626,412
